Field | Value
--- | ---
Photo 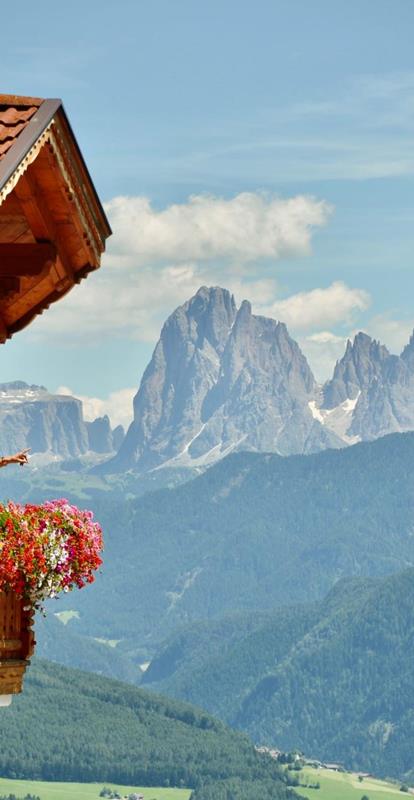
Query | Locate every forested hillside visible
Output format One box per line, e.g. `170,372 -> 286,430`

1,431 -> 413,668
34,613 -> 140,684
144,568 -> 414,780
52,431 -> 414,655
0,659 -> 297,798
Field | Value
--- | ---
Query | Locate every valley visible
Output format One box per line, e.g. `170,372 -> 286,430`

0,769 -> 405,800
298,767 -> 405,800
1,288 -> 414,794
0,780 -> 190,800
2,4 -> 413,797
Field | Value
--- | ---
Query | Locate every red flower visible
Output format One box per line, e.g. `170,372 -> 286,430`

0,499 -> 103,610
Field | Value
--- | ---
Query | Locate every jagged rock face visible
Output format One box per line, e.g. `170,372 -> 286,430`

0,383 -> 120,459
110,287 -> 340,473
319,332 -> 414,443
86,416 -> 125,454
112,424 -> 125,451
323,333 -> 390,408
6,292 -> 414,472
401,332 -> 414,372
86,415 -> 114,454
0,382 -> 89,458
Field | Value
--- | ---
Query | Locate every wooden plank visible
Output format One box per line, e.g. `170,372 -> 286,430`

14,168 -> 75,281
0,243 -> 56,275
0,277 -> 20,298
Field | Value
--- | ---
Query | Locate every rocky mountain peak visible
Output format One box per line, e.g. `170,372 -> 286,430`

0,381 -> 48,395
165,285 -> 237,356
0,383 -> 122,462
322,331 -> 391,409
317,327 -> 414,444
106,286 -> 337,473
7,289 -> 414,474
401,329 -> 414,371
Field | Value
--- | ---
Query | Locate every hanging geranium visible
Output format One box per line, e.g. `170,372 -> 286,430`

0,498 -> 103,608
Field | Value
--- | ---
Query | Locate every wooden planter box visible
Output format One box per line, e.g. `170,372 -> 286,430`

0,591 -> 35,704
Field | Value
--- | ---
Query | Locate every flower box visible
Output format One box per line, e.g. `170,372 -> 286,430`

0,590 -> 35,703
0,499 -> 103,704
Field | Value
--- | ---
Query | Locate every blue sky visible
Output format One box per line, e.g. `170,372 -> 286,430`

1,0 -> 414,426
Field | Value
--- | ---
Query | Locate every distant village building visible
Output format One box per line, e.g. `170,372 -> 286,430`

255,745 -> 282,760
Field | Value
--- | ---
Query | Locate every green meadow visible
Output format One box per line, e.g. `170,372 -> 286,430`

299,767 -> 405,800
0,779 -> 191,800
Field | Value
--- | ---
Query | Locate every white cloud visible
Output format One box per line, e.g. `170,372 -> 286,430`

300,314 -> 414,383
299,331 -> 348,383
25,191 -> 331,343
56,386 -> 135,430
306,331 -> 346,344
363,314 -> 414,355
263,281 -> 370,331
104,192 -> 331,266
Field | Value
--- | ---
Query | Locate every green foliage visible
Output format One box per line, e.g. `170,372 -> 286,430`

190,778 -> 304,800
2,429 -> 414,784
6,431 -> 414,664
72,433 -> 414,651
0,659 -> 293,796
34,613 -> 140,685
0,795 -> 40,800
145,568 -> 414,780
0,779 -> 189,800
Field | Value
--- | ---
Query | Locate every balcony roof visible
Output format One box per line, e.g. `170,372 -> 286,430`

0,94 -> 111,341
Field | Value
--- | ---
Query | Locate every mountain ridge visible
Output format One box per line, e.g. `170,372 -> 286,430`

0,381 -> 124,461
49,431 -> 414,652
142,568 -> 414,780
107,286 -> 342,473
0,658 -> 296,797
3,287 -> 414,473
100,286 -> 414,474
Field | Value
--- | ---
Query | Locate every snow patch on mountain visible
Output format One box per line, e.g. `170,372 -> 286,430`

309,393 -> 361,444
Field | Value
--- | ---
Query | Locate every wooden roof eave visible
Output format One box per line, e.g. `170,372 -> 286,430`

0,99 -> 111,242
0,99 -> 61,197
0,96 -> 112,343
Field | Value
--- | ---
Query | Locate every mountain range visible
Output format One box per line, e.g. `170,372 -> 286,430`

3,287 -> 414,471
9,432 -> 414,781
106,286 -> 414,473
0,659 -> 296,799
0,381 -> 124,461
143,568 -> 414,780
2,285 -> 414,784
32,431 -> 414,657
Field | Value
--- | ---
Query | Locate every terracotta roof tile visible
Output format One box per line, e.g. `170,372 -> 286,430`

0,95 -> 43,162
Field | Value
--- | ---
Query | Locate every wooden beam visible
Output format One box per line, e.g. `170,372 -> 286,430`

14,169 -> 75,283
0,243 -> 56,275
0,277 -> 20,302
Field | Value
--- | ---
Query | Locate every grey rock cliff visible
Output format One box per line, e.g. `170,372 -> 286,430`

86,416 -> 125,454
0,382 -> 89,458
107,287 -> 340,473
323,332 -> 390,408
112,424 -> 125,451
86,415 -> 114,454
320,331 -> 414,442
0,383 -> 120,460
